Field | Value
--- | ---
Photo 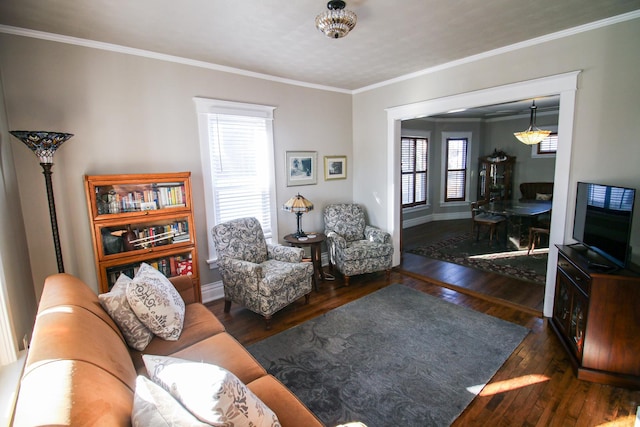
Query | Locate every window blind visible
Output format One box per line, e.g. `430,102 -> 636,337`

445,138 -> 468,201
401,137 -> 428,207
207,114 -> 273,240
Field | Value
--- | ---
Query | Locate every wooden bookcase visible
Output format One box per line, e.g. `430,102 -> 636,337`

550,245 -> 640,388
84,172 -> 201,301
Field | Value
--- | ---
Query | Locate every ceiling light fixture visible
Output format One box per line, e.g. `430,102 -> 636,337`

315,0 -> 357,39
514,100 -> 552,145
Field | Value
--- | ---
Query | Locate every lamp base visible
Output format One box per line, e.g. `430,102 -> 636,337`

294,212 -> 307,238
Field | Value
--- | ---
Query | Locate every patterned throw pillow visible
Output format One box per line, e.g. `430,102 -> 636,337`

98,274 -> 154,351
126,263 -> 185,341
132,376 -> 211,427
143,355 -> 281,427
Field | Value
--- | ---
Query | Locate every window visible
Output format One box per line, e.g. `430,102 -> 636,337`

194,98 -> 277,264
401,137 -> 428,208
537,132 -> 558,155
445,137 -> 468,202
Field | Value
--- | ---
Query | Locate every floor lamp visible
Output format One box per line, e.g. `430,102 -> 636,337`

10,131 -> 74,273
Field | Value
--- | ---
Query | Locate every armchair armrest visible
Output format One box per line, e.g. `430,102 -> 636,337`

365,226 -> 391,244
217,256 -> 264,282
267,244 -> 304,262
326,231 -> 347,249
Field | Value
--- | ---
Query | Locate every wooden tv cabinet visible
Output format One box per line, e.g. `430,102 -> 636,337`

550,245 -> 640,388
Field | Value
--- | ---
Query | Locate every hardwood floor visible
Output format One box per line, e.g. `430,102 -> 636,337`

205,230 -> 640,426
402,219 -> 545,315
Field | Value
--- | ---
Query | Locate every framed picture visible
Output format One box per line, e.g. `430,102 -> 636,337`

324,155 -> 347,180
286,151 -> 317,186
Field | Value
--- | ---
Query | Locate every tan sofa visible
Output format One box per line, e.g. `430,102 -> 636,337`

12,273 -> 322,426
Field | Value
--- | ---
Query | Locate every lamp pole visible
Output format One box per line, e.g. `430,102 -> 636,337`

9,131 -> 74,274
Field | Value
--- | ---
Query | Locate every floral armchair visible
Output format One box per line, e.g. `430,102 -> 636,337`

211,217 -> 313,329
324,204 -> 393,285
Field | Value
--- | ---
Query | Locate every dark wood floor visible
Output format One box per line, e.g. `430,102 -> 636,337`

402,219 -> 545,315
205,224 -> 640,426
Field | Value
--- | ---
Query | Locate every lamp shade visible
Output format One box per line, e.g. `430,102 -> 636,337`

283,193 -> 314,213
9,131 -> 74,163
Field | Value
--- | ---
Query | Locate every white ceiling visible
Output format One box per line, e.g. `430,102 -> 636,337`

1,0 -> 639,92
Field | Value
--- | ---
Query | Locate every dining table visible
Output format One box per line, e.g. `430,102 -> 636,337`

479,200 -> 552,249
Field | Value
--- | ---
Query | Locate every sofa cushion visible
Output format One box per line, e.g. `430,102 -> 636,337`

143,355 -> 280,427
132,375 -> 210,426
126,263 -> 185,340
169,332 -> 267,385
130,303 -> 226,374
99,274 -> 154,351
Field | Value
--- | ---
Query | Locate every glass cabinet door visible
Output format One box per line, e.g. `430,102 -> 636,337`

97,215 -> 193,259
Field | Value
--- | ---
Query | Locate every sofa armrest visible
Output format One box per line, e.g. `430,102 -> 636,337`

169,275 -> 198,305
364,226 -> 391,244
267,244 -> 304,262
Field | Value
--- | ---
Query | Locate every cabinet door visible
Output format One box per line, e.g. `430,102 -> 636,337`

553,273 -> 571,334
99,248 -> 197,292
95,214 -> 194,260
568,287 -> 588,362
86,174 -> 191,221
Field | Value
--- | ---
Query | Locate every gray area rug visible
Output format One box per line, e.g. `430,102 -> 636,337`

248,284 -> 529,426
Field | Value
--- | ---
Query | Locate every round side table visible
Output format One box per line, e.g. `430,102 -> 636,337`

283,233 -> 326,291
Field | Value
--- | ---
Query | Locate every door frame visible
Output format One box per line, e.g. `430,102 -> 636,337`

386,71 -> 580,316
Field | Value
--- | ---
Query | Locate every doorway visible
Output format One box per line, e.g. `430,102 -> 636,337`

386,71 -> 580,317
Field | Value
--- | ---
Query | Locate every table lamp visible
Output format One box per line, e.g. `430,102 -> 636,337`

10,130 -> 74,273
283,193 -> 314,238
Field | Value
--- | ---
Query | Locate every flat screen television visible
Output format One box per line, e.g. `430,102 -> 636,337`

573,182 -> 636,269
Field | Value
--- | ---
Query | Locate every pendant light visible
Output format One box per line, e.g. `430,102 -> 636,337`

514,100 -> 551,145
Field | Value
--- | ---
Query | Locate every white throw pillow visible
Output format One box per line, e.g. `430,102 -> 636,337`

98,274 -> 154,351
126,263 -> 185,341
143,355 -> 281,427
132,376 -> 210,426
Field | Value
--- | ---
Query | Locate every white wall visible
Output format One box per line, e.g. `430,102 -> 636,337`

353,18 -> 640,269
0,68 -> 36,353
0,34 -> 353,297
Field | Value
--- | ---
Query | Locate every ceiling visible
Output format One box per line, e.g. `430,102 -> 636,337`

1,1 -> 639,92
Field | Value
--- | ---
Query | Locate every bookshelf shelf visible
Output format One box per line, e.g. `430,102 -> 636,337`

85,172 -> 200,300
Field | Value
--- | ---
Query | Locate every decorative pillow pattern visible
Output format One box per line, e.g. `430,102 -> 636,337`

536,192 -> 552,201
98,274 -> 153,351
126,263 -> 185,341
132,376 -> 210,426
143,355 -> 281,427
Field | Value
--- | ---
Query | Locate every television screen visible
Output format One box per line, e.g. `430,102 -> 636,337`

573,182 -> 636,268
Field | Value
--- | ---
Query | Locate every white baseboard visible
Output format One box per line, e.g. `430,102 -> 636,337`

201,280 -> 224,303
403,211 -> 471,229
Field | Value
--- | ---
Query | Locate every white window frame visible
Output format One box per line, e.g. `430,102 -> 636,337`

194,98 -> 278,267
440,131 -> 472,206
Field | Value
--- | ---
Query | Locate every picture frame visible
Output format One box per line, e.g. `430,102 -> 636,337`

324,155 -> 347,180
286,151 -> 317,186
